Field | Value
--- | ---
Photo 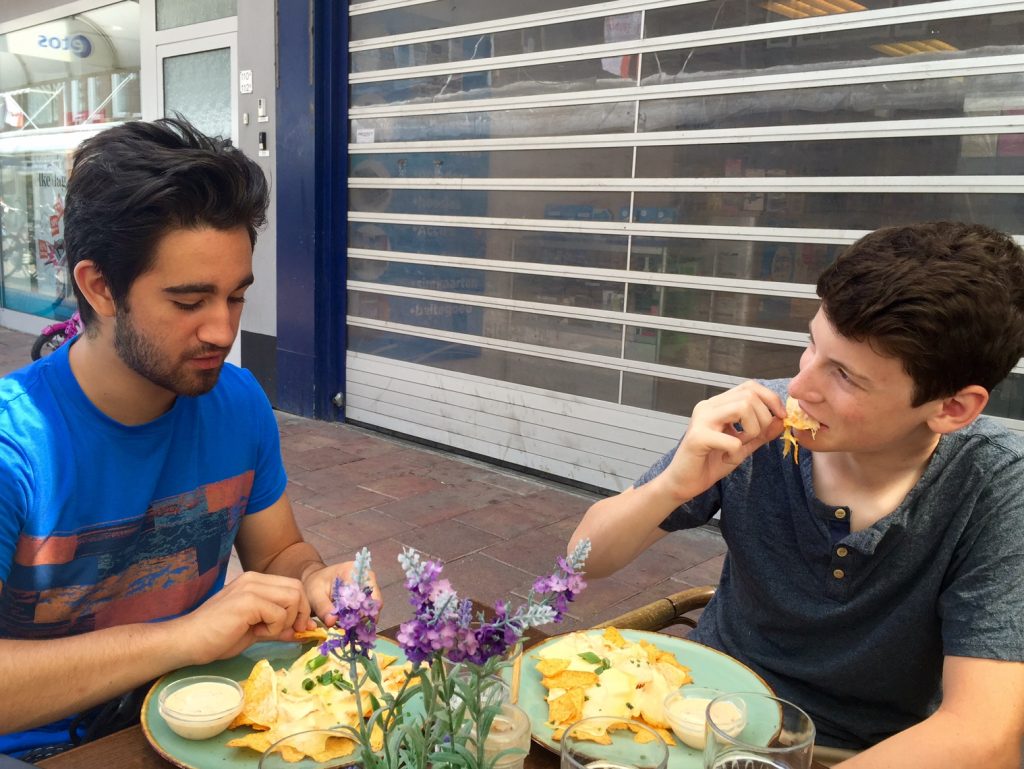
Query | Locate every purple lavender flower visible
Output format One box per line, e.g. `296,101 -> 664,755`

530,547 -> 588,622
322,549 -> 381,657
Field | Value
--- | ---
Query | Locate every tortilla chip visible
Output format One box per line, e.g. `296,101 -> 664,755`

541,670 -> 599,691
232,659 -> 279,729
311,736 -> 357,763
639,640 -> 663,664
536,658 -> 571,677
294,627 -> 328,642
548,687 -> 585,725
634,719 -> 677,746
564,722 -> 613,745
601,627 -> 628,648
781,397 -> 819,465
226,729 -> 276,753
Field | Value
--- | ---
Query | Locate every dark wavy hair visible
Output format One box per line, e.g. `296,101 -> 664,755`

817,221 -> 1024,406
64,116 -> 269,325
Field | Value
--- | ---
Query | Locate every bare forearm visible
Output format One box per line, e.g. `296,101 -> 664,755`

569,475 -> 692,577
0,619 -> 191,733
247,540 -> 325,582
836,710 -> 1021,769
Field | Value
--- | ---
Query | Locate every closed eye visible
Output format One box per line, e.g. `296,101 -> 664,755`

173,300 -> 202,311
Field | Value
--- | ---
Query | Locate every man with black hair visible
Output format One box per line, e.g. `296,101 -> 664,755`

571,222 -> 1024,767
0,118 -> 369,756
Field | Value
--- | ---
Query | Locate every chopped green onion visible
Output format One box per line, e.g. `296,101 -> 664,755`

302,678 -> 315,691
305,655 -> 328,672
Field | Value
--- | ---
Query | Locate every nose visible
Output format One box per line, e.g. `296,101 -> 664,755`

787,346 -> 821,402
197,302 -> 238,349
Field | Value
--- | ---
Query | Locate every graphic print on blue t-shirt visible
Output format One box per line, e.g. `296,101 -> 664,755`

0,470 -> 253,638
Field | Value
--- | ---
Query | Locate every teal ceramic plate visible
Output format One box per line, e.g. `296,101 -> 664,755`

141,638 -> 404,769
518,629 -> 775,769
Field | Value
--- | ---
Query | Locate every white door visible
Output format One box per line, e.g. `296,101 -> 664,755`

140,3 -> 240,363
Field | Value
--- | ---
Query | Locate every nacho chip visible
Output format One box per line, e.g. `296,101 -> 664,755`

371,651 -> 396,669
293,627 -> 328,643
548,687 -> 585,725
781,396 -> 820,464
226,729 -> 276,753
536,658 -> 571,678
565,722 -> 613,745
231,659 -> 279,729
225,627 -> 416,764
601,627 -> 628,648
633,721 -> 676,746
639,640 -> 663,664
541,670 -> 599,691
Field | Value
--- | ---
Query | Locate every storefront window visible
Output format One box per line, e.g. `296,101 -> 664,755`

155,0 -> 235,31
0,0 -> 140,319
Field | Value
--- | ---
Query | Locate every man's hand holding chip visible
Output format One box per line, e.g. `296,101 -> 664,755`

664,381 -> 786,503
301,560 -> 381,628
171,571 -> 314,666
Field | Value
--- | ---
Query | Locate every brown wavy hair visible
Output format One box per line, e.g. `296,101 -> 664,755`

817,221 -> 1024,407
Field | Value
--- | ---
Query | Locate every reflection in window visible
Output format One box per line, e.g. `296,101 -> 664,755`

351,58 -> 632,108
627,284 -> 818,333
1,0 -> 139,319
640,73 -> 1024,133
352,0 -> 591,40
622,373 -> 726,416
351,102 -> 636,142
636,136 -> 1024,179
348,326 -> 620,401
987,375 -> 1024,422
641,12 -> 1024,84
348,223 -> 629,270
625,330 -> 803,379
349,188 -> 631,223
348,259 -> 625,312
350,148 -> 633,179
349,291 -> 623,357
631,191 -> 1022,235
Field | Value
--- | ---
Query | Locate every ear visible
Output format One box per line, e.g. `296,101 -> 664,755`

927,385 -> 989,434
73,260 -> 117,319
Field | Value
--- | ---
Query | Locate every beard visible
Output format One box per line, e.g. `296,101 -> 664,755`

113,308 -> 224,397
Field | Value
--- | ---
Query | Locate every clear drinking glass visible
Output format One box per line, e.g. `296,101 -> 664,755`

560,716 -> 669,769
703,692 -> 815,769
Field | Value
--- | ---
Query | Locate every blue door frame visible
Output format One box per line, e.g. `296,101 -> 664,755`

274,0 -> 348,420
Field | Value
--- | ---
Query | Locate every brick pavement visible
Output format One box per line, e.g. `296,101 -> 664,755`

0,325 -> 724,634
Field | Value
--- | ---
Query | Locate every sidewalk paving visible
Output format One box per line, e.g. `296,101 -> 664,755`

0,325 -> 724,635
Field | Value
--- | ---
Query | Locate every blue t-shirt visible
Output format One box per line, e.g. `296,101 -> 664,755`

0,341 -> 287,754
639,379 -> 1024,749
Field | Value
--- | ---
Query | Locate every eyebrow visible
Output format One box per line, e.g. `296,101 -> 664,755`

808,324 -> 871,385
163,274 -> 255,296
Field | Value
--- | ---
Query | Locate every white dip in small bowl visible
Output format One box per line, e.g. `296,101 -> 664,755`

158,675 -> 244,740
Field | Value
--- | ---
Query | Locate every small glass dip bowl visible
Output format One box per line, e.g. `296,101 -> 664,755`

663,686 -> 746,750
158,674 -> 244,740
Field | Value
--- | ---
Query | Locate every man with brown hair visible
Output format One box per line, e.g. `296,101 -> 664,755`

571,222 -> 1024,767
0,118 -> 372,758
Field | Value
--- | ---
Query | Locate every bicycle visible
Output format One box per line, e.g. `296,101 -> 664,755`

31,310 -> 81,361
